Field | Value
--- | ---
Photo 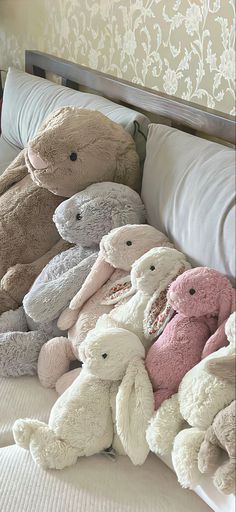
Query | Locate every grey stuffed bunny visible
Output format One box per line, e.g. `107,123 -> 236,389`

0,182 -> 145,377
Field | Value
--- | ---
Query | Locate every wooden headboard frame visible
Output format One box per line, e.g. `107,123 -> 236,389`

25,50 -> 235,145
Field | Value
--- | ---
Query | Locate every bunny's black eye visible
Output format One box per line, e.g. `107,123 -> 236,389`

189,288 -> 196,295
102,353 -> 108,359
70,152 -> 77,161
126,241 -> 132,246
150,265 -> 155,271
76,213 -> 82,221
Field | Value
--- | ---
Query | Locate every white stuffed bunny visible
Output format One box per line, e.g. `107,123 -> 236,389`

146,312 -> 236,488
79,247 -> 190,359
13,327 -> 154,469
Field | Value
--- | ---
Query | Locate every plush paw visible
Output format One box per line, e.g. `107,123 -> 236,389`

57,307 -> 79,330
0,307 -> 27,333
13,419 -> 33,449
213,464 -> 236,495
0,331 -> 48,377
56,368 -> 82,395
38,337 -> 76,388
1,263 -> 38,304
0,288 -> 18,314
172,428 -> 205,489
146,394 -> 184,456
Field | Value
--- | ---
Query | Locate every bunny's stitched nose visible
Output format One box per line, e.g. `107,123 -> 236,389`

28,147 -> 48,170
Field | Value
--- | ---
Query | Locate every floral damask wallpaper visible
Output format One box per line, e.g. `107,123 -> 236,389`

0,0 -> 235,114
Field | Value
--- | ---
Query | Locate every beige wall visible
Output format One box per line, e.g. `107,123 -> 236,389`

0,0 -> 235,114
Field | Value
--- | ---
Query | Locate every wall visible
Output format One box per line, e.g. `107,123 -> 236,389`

0,0 -> 235,114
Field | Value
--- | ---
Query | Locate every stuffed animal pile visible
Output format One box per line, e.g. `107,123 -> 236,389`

0,104 -> 235,494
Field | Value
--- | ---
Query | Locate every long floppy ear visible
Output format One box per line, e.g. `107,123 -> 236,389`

0,149 -> 28,195
69,252 -> 115,311
116,358 -> 154,465
144,290 -> 175,340
101,275 -> 133,306
205,354 -> 236,384
218,286 -> 235,327
144,264 -> 189,340
201,322 -> 228,359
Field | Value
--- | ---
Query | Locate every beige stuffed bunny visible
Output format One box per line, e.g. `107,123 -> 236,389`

13,328 -> 154,469
198,352 -> 236,495
0,106 -> 140,313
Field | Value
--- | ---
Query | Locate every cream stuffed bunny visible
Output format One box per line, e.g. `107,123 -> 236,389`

79,247 -> 190,359
13,328 -> 154,469
171,312 -> 236,490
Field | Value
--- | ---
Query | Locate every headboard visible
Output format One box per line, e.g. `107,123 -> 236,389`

25,51 -> 235,146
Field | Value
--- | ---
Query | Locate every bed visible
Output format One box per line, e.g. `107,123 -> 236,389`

0,51 -> 235,512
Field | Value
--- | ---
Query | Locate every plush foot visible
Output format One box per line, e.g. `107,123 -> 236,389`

146,394 -> 184,455
172,428 -> 205,489
13,419 -> 79,469
1,263 -> 39,305
56,368 -> 82,395
213,461 -> 236,495
0,288 -> 19,315
37,337 -> 76,388
0,306 -> 28,333
0,330 -> 49,377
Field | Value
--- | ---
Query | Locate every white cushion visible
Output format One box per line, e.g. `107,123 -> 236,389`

0,376 -> 57,447
0,446 -> 211,512
0,135 -> 21,175
2,67 -> 149,162
142,124 -> 236,284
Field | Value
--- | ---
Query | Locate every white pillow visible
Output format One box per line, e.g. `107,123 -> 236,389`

142,124 -> 235,283
2,67 -> 149,162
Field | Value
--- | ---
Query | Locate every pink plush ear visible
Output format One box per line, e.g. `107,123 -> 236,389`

69,253 -> 115,311
202,289 -> 236,359
218,287 -> 235,327
101,275 -> 133,306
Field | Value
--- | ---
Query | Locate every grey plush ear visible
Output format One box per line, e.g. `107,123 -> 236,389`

116,358 -> 154,465
101,275 -> 133,306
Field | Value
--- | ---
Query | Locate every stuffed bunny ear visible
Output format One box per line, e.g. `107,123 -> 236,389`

101,275 -> 133,306
144,264 -> 188,340
69,253 -> 115,311
205,354 -> 236,384
116,358 -> 154,465
218,287 -> 235,327
144,289 -> 175,339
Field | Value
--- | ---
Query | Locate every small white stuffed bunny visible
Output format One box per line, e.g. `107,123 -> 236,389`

13,327 -> 154,469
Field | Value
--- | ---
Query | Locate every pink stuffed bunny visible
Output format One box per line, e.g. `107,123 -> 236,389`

145,267 -> 236,410
38,224 -> 173,390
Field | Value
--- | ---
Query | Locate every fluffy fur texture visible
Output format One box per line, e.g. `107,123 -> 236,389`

170,312 -> 235,489
198,400 -> 236,495
0,183 -> 145,377
146,284 -> 235,458
0,107 -> 140,313
145,267 -> 232,410
38,225 -> 172,389
13,328 -> 154,469
80,247 -> 190,358
24,182 -> 145,323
